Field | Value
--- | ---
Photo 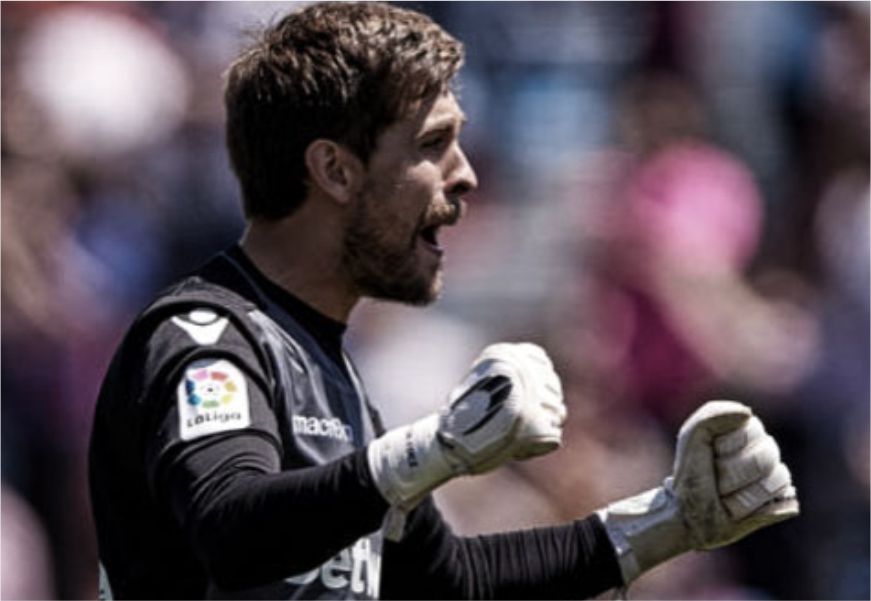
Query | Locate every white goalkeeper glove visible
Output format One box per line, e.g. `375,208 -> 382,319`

367,343 -> 566,539
596,400 -> 799,584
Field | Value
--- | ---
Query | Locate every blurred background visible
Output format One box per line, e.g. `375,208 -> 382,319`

1,1 -> 868,599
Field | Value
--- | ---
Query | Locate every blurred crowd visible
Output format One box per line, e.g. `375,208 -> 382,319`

1,2 -> 868,599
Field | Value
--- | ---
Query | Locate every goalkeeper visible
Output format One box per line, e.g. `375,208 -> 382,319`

88,2 -> 798,599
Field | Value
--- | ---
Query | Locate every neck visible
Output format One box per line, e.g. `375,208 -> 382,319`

239,215 -> 359,324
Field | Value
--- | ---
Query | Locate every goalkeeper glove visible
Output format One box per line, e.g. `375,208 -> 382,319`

367,343 -> 566,538
596,400 -> 799,584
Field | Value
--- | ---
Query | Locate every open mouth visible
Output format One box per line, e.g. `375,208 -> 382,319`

417,199 -> 465,256
418,224 -> 443,254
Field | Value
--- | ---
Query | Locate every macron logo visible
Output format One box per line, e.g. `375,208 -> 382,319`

293,415 -> 353,442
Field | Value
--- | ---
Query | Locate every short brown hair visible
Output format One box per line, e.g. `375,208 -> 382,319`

224,2 -> 464,220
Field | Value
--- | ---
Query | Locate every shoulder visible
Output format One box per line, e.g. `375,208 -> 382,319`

141,276 -> 258,329
112,276 -> 272,392
97,273 -> 293,443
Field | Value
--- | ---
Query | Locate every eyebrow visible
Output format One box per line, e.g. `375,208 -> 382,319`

418,113 -> 468,137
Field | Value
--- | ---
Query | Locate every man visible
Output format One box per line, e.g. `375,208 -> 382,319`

89,3 -> 799,599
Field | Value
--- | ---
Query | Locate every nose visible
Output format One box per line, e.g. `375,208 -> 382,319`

446,144 -> 478,198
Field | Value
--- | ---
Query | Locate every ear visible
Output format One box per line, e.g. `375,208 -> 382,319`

304,139 -> 365,205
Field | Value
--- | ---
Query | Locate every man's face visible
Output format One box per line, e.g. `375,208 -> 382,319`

342,92 -> 478,305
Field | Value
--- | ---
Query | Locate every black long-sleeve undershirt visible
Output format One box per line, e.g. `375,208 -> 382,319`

157,433 -> 386,590
383,497 -> 622,599
154,426 -> 623,597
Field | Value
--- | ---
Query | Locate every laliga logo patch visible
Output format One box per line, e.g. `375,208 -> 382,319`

178,358 -> 250,441
186,368 -> 238,408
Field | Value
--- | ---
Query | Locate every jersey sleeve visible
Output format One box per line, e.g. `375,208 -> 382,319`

380,497 -> 623,599
141,307 -> 282,484
136,307 -> 389,591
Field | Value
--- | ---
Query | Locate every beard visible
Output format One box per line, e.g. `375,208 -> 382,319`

341,186 -> 443,306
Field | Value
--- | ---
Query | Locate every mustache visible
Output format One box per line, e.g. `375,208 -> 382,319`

443,197 -> 466,225
418,197 -> 467,232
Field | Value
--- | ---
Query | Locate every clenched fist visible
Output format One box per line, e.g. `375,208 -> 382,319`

367,343 -> 566,538
597,400 -> 798,583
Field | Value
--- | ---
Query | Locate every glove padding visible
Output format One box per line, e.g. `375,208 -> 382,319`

367,343 -> 565,538
597,400 -> 799,583
439,343 -> 565,471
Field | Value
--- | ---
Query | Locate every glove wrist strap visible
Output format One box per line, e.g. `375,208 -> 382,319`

367,413 -> 457,539
596,484 -> 691,584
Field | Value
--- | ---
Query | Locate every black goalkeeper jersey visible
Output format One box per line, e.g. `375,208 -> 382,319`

89,245 -> 622,600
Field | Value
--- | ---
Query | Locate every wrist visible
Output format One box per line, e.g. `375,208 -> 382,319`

366,413 -> 455,511
596,485 -> 691,583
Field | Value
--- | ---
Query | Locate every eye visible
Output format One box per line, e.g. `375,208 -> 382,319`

420,131 -> 451,153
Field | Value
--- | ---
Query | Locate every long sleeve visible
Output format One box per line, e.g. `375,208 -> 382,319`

381,497 -> 623,599
150,431 -> 388,590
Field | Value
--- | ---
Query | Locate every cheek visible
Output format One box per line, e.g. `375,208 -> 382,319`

354,185 -> 412,246
403,164 -> 443,210
375,169 -> 437,226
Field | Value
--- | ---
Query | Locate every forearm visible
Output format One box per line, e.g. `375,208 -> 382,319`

160,437 -> 388,590
381,499 -> 622,600
461,516 -> 623,600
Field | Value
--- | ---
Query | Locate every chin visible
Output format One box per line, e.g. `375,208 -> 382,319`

407,265 -> 444,306
361,267 -> 443,306
407,275 -> 443,306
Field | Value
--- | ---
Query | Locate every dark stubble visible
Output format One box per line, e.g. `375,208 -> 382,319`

341,186 -> 443,305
